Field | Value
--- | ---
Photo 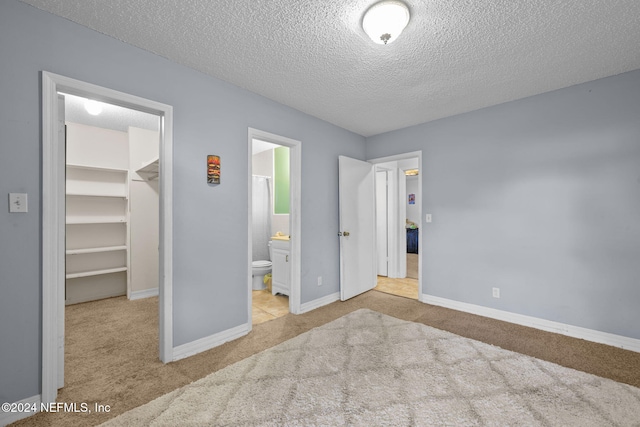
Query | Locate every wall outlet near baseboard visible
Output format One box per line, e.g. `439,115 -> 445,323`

318,276 -> 323,286
492,287 -> 500,298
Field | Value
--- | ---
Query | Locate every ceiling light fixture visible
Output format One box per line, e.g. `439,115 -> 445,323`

84,99 -> 103,116
362,0 -> 410,45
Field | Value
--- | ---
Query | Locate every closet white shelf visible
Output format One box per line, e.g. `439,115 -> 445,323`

67,164 -> 128,173
66,245 -> 127,255
66,192 -> 128,199
66,267 -> 128,280
66,217 -> 127,225
136,158 -> 159,181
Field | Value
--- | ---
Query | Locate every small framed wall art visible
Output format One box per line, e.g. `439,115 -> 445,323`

207,155 -> 220,184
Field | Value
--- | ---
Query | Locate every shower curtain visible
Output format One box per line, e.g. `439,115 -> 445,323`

252,176 -> 272,261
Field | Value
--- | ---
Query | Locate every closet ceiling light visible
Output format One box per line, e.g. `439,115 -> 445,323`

84,99 -> 103,116
362,0 -> 410,45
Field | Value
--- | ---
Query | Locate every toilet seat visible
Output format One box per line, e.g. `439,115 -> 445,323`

252,260 -> 272,268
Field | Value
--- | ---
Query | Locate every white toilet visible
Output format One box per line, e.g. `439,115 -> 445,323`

252,241 -> 272,290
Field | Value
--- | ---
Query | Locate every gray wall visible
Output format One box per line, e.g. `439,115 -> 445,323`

366,69 -> 640,340
0,0 -> 364,404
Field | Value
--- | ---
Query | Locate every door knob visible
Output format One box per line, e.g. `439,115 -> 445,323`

338,231 -> 350,237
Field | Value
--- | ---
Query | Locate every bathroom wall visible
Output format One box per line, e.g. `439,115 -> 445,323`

252,148 -> 290,236
273,146 -> 290,235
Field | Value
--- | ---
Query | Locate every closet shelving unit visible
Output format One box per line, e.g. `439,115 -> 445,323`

136,158 -> 159,181
65,163 -> 130,304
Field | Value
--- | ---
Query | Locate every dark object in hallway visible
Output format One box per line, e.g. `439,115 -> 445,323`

407,228 -> 418,253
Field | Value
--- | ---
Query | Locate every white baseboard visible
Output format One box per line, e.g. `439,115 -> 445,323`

0,394 -> 40,427
171,291 -> 340,362
299,292 -> 340,314
422,294 -> 640,353
172,323 -> 250,362
129,287 -> 159,300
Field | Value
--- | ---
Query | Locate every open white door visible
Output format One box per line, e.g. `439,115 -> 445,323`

339,156 -> 377,300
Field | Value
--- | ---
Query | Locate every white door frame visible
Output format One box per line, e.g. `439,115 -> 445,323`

368,151 -> 423,301
247,128 -> 302,320
41,71 -> 174,404
375,169 -> 390,276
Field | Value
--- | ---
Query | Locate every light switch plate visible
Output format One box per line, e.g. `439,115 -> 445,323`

9,193 -> 28,213
425,213 -> 432,223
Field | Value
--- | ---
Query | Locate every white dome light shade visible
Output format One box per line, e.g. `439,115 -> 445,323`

84,99 -> 103,116
362,1 -> 410,45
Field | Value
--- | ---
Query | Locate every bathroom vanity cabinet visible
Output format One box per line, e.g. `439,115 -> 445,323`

271,239 -> 290,296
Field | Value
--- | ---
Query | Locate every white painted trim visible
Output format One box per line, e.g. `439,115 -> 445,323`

416,153 -> 423,303
129,287 -> 159,300
394,169 -> 404,278
0,394 -> 41,426
41,72 -> 62,405
159,109 -> 174,363
299,292 -> 340,314
422,294 -> 640,353
247,134 -> 253,330
248,128 -> 302,315
41,72 -> 174,405
172,323 -> 251,362
288,139 -> 302,315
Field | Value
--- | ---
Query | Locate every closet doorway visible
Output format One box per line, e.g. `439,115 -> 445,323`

247,128 -> 301,328
41,72 -> 174,404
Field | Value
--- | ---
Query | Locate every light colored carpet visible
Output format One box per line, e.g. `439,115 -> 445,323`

101,309 -> 640,426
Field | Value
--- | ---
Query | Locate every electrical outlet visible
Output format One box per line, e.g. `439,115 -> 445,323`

317,276 -> 323,286
492,287 -> 500,298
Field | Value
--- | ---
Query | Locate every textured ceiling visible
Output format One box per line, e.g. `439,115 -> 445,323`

20,0 -> 640,137
62,93 -> 159,133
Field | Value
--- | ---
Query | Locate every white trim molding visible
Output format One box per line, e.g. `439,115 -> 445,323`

172,324 -> 251,362
0,394 -> 41,426
422,294 -> 640,353
299,292 -> 340,314
129,288 -> 159,300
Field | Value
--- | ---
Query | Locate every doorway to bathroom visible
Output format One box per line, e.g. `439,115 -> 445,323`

248,128 -> 302,326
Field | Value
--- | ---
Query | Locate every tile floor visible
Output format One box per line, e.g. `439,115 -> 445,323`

252,274 -> 417,325
375,276 -> 419,300
252,289 -> 289,325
